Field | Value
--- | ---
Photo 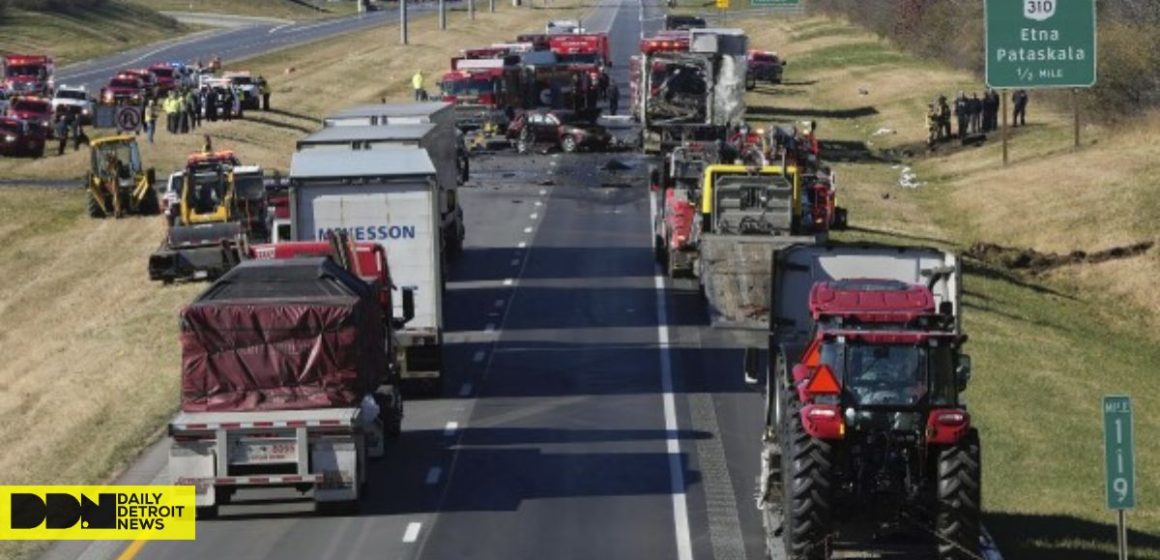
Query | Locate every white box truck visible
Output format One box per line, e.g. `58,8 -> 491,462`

322,101 -> 455,128
289,148 -> 446,394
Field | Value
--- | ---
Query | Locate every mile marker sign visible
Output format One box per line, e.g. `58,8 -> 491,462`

1103,395 -> 1135,510
984,0 -> 1097,88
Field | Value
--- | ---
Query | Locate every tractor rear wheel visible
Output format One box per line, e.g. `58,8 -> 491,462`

86,192 -> 105,218
782,390 -> 834,560
936,429 -> 981,560
138,187 -> 161,216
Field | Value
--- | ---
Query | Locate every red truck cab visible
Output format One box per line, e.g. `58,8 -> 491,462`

0,116 -> 46,158
2,55 -> 54,96
548,33 -> 611,66
148,63 -> 179,94
101,76 -> 147,105
8,97 -> 54,130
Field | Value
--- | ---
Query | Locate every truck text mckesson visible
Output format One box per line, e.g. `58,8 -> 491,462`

318,224 -> 417,241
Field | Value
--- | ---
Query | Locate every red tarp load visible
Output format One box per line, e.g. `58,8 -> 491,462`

180,258 -> 386,412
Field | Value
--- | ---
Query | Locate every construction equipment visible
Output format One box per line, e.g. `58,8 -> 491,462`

749,244 -> 980,560
85,136 -> 159,219
148,151 -> 268,283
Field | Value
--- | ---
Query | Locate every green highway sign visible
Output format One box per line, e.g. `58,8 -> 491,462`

750,0 -> 799,6
984,0 -> 1096,88
1103,395 -> 1136,510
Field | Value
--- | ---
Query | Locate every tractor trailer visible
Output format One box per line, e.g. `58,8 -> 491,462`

168,254 -> 406,517
288,148 -> 448,394
749,244 -> 982,560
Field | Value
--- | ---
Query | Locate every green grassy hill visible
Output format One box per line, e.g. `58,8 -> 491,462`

0,1 -> 186,65
123,0 -> 359,20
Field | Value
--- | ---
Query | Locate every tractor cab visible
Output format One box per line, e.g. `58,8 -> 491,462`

86,136 -> 157,218
700,164 -> 801,237
181,152 -> 239,225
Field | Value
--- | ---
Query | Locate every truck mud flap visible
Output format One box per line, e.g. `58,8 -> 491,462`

149,245 -> 240,283
401,344 -> 443,398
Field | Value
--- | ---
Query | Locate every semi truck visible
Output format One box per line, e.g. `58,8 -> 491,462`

637,28 -> 748,153
295,122 -> 467,256
747,244 -> 982,560
438,56 -> 523,130
168,254 -> 406,517
288,148 -> 448,394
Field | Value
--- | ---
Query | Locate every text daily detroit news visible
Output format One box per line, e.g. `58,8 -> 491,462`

0,486 -> 195,540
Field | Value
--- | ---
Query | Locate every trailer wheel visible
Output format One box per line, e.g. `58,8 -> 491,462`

936,428 -> 981,560
782,391 -> 834,560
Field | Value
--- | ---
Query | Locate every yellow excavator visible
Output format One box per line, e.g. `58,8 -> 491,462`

85,135 -> 158,218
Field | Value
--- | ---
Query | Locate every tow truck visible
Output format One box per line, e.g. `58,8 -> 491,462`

2,55 -> 54,96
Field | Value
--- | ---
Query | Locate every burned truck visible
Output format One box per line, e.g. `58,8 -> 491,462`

637,28 -> 747,153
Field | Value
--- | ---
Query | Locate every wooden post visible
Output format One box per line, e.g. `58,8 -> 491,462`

1073,88 -> 1081,149
1001,90 -> 1009,166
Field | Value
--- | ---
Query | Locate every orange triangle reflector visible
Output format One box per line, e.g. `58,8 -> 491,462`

807,364 -> 841,395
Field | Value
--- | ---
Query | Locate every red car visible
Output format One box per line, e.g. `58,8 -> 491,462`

7,97 -> 53,130
148,64 -> 179,95
100,75 -> 147,105
507,109 -> 611,153
0,117 -> 46,158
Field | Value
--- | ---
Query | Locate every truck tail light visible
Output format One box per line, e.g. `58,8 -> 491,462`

926,408 -> 971,445
801,404 -> 844,440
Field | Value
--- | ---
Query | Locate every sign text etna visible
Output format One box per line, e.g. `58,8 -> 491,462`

985,0 -> 1096,88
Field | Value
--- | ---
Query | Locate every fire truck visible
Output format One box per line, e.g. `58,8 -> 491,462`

439,56 -> 523,130
548,33 -> 610,67
2,55 -> 54,96
628,34 -> 689,122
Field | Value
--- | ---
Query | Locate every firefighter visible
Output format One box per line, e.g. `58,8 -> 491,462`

144,100 -> 157,144
925,103 -> 938,148
54,111 -> 70,156
412,70 -> 425,101
164,92 -> 178,134
607,81 -> 619,116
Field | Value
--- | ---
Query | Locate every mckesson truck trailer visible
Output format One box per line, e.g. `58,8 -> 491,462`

289,148 -> 446,394
296,123 -> 466,255
322,101 -> 454,128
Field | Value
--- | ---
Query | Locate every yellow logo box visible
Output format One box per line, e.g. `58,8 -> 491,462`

0,486 -> 196,541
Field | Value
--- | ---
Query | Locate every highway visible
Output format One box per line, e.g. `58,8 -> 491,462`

43,1 -> 774,559
56,5 -> 433,93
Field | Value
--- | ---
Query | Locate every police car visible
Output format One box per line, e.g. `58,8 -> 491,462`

51,85 -> 94,124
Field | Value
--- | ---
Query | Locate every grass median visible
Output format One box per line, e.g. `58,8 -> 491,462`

0,2 -> 189,65
0,2 -> 585,558
737,13 -> 1160,559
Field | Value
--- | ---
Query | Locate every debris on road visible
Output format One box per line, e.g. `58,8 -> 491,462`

872,127 -> 895,136
898,166 -> 922,188
602,159 -> 632,171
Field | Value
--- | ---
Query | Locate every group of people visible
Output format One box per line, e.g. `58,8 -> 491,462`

137,76 -> 270,144
925,88 -> 1030,147
52,106 -> 87,156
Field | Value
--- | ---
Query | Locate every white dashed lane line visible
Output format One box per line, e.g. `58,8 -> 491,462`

459,383 -> 473,397
425,467 -> 443,485
472,350 -> 486,363
402,522 -> 422,543
443,422 -> 459,436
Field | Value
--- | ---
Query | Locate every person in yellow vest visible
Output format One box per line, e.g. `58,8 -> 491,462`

411,70 -> 425,101
164,92 -> 178,134
144,100 -> 157,144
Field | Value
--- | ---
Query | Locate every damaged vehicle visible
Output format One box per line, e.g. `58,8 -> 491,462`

508,109 -> 611,153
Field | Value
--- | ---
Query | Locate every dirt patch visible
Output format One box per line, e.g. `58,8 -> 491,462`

967,240 -> 1154,274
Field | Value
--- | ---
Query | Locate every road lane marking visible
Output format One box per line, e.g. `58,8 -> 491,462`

494,299 -> 505,307
443,422 -> 459,436
403,522 -> 422,543
268,23 -> 293,34
530,213 -> 539,219
511,259 -> 520,266
651,184 -> 694,560
503,278 -> 514,286
459,383 -> 473,397
425,466 -> 443,485
484,323 -> 496,332
473,350 -> 486,363
523,226 -> 533,233
539,189 -> 547,195
518,241 -> 528,248
114,540 -> 146,560
535,200 -> 543,206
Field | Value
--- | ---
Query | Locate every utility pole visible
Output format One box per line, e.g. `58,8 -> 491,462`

489,0 -> 494,13
469,0 -> 475,20
400,0 -> 408,45
439,0 -> 446,30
